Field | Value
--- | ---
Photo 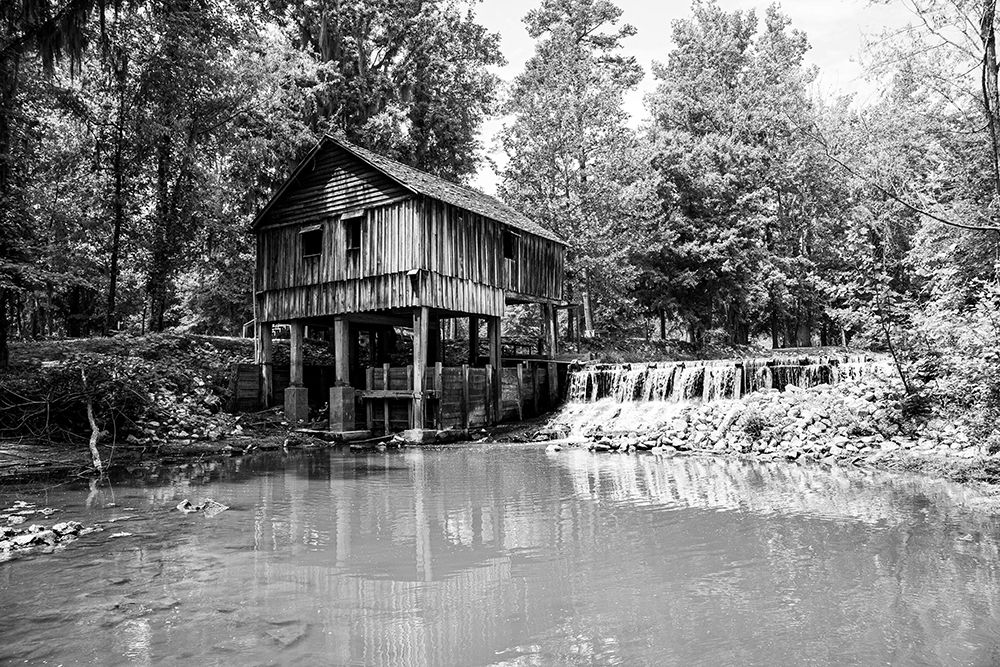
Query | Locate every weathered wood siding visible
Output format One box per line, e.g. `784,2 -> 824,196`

228,362 -> 336,412
422,199 -> 564,303
258,270 -> 506,321
259,147 -> 410,229
255,145 -> 563,322
366,366 -> 490,430
257,199 -> 422,291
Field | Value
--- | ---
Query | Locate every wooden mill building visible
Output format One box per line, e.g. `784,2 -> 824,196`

251,134 -> 566,431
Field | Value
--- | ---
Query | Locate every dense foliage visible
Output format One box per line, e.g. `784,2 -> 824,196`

0,0 -> 502,357
4,0 -> 1000,435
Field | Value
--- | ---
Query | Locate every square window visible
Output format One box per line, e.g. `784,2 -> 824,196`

502,230 -> 519,260
346,216 -> 362,250
300,225 -> 323,258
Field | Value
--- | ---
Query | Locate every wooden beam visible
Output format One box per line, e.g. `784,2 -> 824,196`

516,362 -> 524,421
383,363 -> 391,435
256,322 -> 273,407
360,389 -> 439,399
462,364 -> 471,429
434,362 -> 443,428
532,363 -> 540,415
468,315 -> 479,366
289,320 -> 304,387
365,367 -> 374,430
333,317 -> 349,386
539,303 -> 550,357
487,316 -> 501,423
548,304 -> 558,356
344,312 -> 413,328
485,363 -> 494,425
412,306 -> 430,429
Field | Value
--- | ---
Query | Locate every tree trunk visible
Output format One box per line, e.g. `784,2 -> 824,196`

981,0 -> 1000,200
0,288 -> 8,370
0,54 -> 17,370
105,131 -> 125,334
581,270 -> 594,336
770,305 -> 779,349
148,134 -> 171,332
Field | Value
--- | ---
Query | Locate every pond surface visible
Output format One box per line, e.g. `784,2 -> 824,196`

2,445 -> 1000,666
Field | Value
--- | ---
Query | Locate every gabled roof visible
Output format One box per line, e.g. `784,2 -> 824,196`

252,134 -> 566,245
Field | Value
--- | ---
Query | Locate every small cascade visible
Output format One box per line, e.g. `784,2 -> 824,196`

566,354 -> 888,406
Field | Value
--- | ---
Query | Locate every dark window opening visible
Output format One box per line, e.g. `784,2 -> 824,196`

300,226 -> 323,258
502,230 -> 519,260
345,214 -> 363,251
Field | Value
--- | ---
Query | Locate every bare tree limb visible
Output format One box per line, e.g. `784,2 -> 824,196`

797,119 -> 1000,232
80,369 -> 104,473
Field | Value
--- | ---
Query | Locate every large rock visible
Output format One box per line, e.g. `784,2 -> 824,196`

401,429 -> 437,445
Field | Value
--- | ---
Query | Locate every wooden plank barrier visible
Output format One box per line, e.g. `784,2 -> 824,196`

229,360 -> 565,430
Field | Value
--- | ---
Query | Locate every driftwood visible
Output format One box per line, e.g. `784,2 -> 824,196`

81,369 -> 105,473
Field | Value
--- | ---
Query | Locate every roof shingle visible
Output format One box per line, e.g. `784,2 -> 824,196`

328,135 -> 566,245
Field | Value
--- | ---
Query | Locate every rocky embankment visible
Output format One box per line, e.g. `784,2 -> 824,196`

542,376 -> 997,482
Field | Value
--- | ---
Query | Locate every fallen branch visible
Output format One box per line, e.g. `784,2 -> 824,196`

81,369 -> 105,474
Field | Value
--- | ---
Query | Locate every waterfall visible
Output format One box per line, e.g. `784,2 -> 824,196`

566,354 -> 888,405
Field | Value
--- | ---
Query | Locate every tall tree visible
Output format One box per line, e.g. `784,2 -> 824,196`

500,0 -> 647,337
279,0 -> 503,182
638,1 -> 839,348
1,0 -> 123,367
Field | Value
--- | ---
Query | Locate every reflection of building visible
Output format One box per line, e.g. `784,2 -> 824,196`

236,449 -> 580,666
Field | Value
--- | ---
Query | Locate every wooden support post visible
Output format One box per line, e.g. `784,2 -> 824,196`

434,361 -> 443,428
516,362 -> 524,421
365,367 -> 374,431
487,316 -> 501,423
462,364 -> 470,429
285,320 -> 309,423
485,363 -> 494,425
548,304 -> 558,356
256,322 -> 273,407
289,320 -> 304,386
333,317 -> 350,386
539,304 -> 550,356
548,361 -> 559,406
412,306 -> 429,429
406,364 -> 414,429
532,363 -> 540,415
383,363 -> 391,435
468,315 -> 479,366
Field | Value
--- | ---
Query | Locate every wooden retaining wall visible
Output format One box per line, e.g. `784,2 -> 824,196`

230,360 -> 563,431
229,363 -> 336,412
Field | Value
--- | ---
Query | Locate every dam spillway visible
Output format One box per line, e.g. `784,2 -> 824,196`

566,354 -> 885,405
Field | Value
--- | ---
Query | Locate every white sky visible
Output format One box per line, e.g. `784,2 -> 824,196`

470,0 -> 910,193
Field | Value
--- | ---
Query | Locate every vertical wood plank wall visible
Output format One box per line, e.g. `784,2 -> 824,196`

255,144 -> 565,324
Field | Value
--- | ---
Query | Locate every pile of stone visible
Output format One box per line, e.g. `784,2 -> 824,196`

544,376 -> 988,466
129,377 -> 244,448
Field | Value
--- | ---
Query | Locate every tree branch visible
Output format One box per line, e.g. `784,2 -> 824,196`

798,120 -> 1000,233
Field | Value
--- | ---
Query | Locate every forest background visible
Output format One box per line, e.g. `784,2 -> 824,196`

3,0 -> 1000,428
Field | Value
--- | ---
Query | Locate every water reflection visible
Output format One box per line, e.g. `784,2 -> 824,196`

1,446 -> 1000,665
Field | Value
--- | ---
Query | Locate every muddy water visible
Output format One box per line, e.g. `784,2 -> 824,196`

2,446 -> 1000,666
